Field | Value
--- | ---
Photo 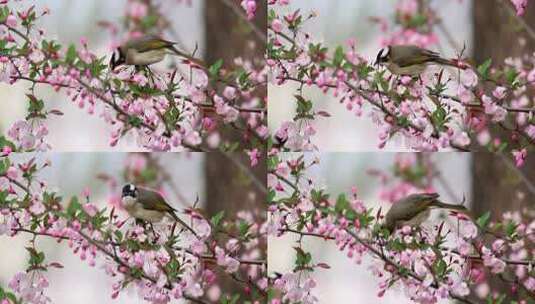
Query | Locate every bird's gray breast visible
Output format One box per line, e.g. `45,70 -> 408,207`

126,48 -> 167,66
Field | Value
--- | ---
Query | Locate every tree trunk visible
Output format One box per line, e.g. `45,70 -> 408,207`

472,0 -> 535,301
203,0 -> 267,301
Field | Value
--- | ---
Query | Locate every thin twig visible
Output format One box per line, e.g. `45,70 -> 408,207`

217,0 -> 267,45
220,151 -> 268,195
498,152 -> 535,196
497,0 -> 535,42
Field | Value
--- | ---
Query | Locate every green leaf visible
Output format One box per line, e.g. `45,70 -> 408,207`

0,158 -> 10,175
267,189 -> 276,204
504,220 -> 518,238
267,155 -> 280,171
26,247 -> 45,266
294,95 -> 313,118
6,292 -> 18,304
433,259 -> 448,278
431,107 -> 448,131
335,193 -> 349,214
477,211 -> 491,229
238,220 -> 251,238
65,44 -> 77,64
210,211 -> 225,228
114,230 -> 123,242
66,196 -> 82,219
209,59 -> 224,77
477,58 -> 492,79
505,68 -> 518,86
0,7 -> 10,24
333,46 -> 344,67
26,94 -> 44,114
128,116 -> 143,128
294,247 -> 312,268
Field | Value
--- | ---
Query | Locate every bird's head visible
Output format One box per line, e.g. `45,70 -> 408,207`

122,183 -> 138,199
374,46 -> 391,66
109,48 -> 126,71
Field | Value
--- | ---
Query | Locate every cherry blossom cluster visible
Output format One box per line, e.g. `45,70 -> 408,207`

0,153 -> 267,303
0,1 -> 267,152
268,0 -> 534,161
266,152 -> 535,303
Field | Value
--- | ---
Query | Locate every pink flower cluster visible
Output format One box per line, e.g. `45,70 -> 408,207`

7,120 -> 49,151
8,272 -> 51,304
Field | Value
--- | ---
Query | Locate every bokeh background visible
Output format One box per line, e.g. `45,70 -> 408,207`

268,152 -> 534,303
0,152 -> 266,303
0,0 -> 205,151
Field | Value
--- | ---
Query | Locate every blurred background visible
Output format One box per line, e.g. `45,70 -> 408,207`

268,0 -> 535,151
268,152 -> 534,303
0,152 -> 267,303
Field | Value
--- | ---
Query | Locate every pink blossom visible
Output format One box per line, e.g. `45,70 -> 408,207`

223,86 -> 237,100
271,19 -> 283,33
29,200 -> 45,215
460,69 -> 478,87
128,1 -> 148,19
396,0 -> 418,15
241,0 -> 257,20
492,86 -> 507,99
6,166 -> 19,180
6,14 -> 17,27
512,149 -> 527,167
510,0 -> 528,15
246,148 -> 260,167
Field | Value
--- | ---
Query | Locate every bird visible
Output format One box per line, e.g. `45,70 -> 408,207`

384,192 -> 470,233
374,45 -> 467,76
121,184 -> 198,236
109,35 -> 204,71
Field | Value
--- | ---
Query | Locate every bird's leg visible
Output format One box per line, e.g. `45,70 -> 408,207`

135,218 -> 153,242
148,222 -> 159,241
144,66 -> 156,86
135,218 -> 145,228
170,222 -> 177,239
416,227 -> 427,242
134,65 -> 142,77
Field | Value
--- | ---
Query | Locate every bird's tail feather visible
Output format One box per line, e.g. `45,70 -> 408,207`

431,201 -> 468,211
169,211 -> 199,237
168,46 -> 206,69
430,201 -> 474,221
434,57 -> 468,70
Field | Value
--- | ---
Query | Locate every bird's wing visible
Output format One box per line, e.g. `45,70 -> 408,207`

125,35 -> 176,53
137,188 -> 176,212
390,193 -> 439,222
394,45 -> 441,67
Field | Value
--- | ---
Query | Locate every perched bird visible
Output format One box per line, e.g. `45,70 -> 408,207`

109,35 -> 204,71
384,192 -> 470,233
121,184 -> 197,236
375,45 -> 466,76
